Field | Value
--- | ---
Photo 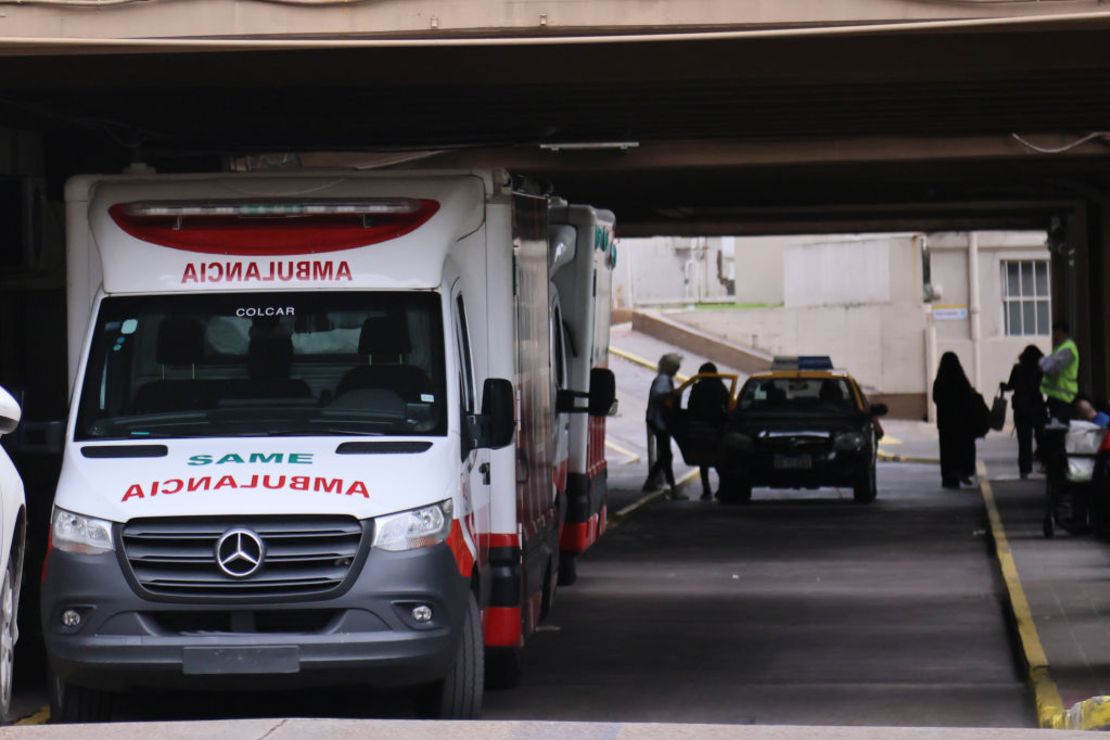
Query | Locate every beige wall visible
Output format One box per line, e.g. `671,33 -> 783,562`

672,230 -> 1048,416
732,236 -> 788,305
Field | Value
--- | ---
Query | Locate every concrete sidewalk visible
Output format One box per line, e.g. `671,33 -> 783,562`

980,432 -> 1110,727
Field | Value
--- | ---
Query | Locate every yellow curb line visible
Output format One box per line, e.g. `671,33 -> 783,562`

15,705 -> 50,725
976,461 -> 1110,730
609,346 -> 690,384
604,439 -> 642,464
877,450 -> 940,464
610,469 -> 700,527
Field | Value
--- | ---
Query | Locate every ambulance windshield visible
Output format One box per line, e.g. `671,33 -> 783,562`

75,292 -> 448,440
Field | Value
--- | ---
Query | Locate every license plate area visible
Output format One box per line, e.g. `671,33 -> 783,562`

182,646 -> 300,675
773,454 -> 813,470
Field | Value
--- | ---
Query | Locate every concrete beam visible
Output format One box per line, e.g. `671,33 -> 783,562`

0,0 -> 1108,46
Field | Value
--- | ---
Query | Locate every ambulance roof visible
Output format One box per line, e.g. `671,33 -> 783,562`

74,170 -> 496,295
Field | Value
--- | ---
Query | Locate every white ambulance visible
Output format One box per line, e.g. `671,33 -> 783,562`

42,170 -> 615,721
549,205 -> 616,585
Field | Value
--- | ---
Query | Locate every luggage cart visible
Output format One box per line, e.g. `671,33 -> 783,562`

1043,421 -> 1108,538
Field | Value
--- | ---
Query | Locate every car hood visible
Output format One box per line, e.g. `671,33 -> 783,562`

54,437 -> 457,523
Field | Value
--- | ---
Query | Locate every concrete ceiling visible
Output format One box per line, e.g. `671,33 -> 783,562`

2,24 -> 1110,235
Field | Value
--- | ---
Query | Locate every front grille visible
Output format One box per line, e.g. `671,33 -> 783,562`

120,516 -> 366,600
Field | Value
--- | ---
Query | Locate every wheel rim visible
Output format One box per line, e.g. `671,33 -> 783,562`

0,568 -> 15,717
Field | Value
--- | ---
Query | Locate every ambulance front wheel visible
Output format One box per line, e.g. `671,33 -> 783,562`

48,668 -> 112,724
420,591 -> 483,719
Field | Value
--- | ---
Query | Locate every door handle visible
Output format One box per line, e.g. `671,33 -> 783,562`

479,462 -> 491,486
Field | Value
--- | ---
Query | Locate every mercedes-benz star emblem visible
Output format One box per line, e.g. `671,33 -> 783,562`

215,528 -> 264,578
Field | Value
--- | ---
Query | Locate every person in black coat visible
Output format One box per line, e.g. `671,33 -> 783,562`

688,362 -> 731,500
932,352 -> 978,489
1000,344 -> 1046,479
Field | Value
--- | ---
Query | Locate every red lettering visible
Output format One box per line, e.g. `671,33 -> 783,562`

208,262 -> 224,281
150,480 -> 160,497
225,262 -> 243,281
289,476 -> 309,490
182,264 -> 198,283
313,261 -> 333,280
214,475 -> 238,490
245,263 -> 261,281
240,474 -> 259,490
161,479 -> 183,495
187,477 -> 212,492
276,262 -> 293,281
314,478 -> 342,494
336,261 -> 352,281
121,484 -> 145,502
263,475 -> 285,490
295,261 -> 311,279
263,262 -> 275,281
345,480 -> 370,498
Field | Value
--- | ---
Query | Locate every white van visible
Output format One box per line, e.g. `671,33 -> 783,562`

549,204 -> 616,585
0,387 -> 26,724
43,170 -> 614,721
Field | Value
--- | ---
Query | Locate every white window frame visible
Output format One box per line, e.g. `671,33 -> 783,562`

1001,259 -> 1051,337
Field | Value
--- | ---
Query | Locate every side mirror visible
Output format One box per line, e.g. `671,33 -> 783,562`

869,403 -> 889,418
588,368 -> 617,417
0,386 -> 20,436
478,378 -> 515,449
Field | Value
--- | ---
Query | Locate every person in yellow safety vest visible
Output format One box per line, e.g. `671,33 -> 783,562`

1039,321 -> 1079,423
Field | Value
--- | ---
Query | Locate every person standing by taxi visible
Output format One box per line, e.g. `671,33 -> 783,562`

1040,321 -> 1079,423
933,352 -> 978,489
688,362 -> 730,500
644,352 -> 687,500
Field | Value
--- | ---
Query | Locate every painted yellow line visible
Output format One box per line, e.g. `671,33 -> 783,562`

609,346 -> 690,383
877,450 -> 939,464
975,462 -> 1110,729
881,435 -> 903,446
15,705 -> 50,725
610,469 -> 700,527
604,439 -> 642,464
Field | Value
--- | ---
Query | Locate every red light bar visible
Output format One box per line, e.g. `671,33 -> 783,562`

108,198 -> 439,255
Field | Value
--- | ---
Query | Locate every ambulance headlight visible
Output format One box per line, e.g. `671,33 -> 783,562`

372,499 -> 454,552
51,507 -> 115,554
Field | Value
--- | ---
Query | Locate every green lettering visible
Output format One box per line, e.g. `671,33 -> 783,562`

289,453 -> 314,464
188,455 -> 212,466
216,454 -> 245,465
248,453 -> 283,464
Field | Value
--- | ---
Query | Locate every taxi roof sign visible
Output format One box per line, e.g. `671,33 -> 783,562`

770,355 -> 834,371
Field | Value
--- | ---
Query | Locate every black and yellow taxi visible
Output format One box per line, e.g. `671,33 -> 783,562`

666,357 -> 887,504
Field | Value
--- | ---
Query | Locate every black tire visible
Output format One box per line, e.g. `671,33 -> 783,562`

853,464 -> 878,503
718,476 -> 752,505
419,592 -> 483,719
0,541 -> 18,725
484,647 -> 522,691
49,669 -> 112,724
1043,513 -> 1056,539
557,553 -> 577,587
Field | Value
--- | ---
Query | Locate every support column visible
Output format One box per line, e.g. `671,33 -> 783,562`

1086,201 -> 1110,403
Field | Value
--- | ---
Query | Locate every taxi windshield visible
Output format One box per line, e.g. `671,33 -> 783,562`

75,291 -> 447,440
739,377 -> 857,414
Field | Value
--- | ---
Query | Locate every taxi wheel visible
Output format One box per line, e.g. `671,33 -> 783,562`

718,474 -> 752,505
853,464 -> 877,503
